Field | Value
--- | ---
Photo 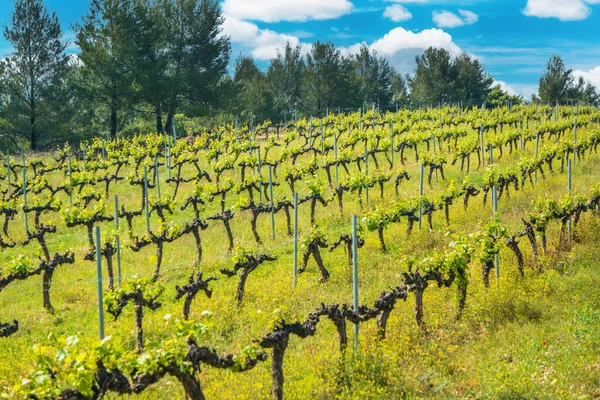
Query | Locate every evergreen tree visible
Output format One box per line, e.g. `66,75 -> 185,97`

486,84 -> 523,108
234,55 -> 274,123
538,55 -> 573,103
409,47 -> 456,106
160,0 -> 230,134
1,0 -> 70,150
570,76 -> 598,105
452,53 -> 493,106
74,0 -> 134,139
390,70 -> 409,106
267,43 -> 304,117
355,44 -> 394,108
303,41 -> 341,115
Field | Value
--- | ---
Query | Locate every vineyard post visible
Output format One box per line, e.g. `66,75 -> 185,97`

144,166 -> 150,233
334,130 -> 339,182
167,135 -> 171,181
309,116 -> 313,146
257,147 -> 262,177
390,120 -> 394,168
352,215 -> 359,351
396,103 -> 398,113
172,119 -> 177,145
293,192 -> 298,288
82,143 -> 86,170
535,133 -> 540,184
5,150 -> 9,190
22,151 -> 28,233
372,104 -> 375,131
480,103 -> 486,168
573,105 -> 578,166
491,148 -> 499,282
154,156 -> 161,198
320,122 -> 324,154
284,111 -> 286,128
68,154 -> 72,205
101,140 -> 106,161
269,166 -> 275,240
115,195 -> 122,286
235,115 -> 239,142
364,144 -> 369,206
359,107 -> 363,131
520,121 -> 524,151
418,163 -> 424,231
432,128 -> 438,182
568,159 -> 572,242
95,226 -> 105,340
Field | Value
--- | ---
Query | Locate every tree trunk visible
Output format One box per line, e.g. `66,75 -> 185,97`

377,310 -> 390,339
378,226 -> 387,253
482,260 -> 494,287
152,241 -> 163,282
236,268 -> 249,305
135,299 -> 144,352
312,248 -> 330,282
30,99 -> 37,150
42,269 -> 54,312
271,338 -> 288,400
105,250 -> 115,291
174,372 -> 205,400
414,288 -> 425,330
192,228 -> 203,264
224,219 -> 234,252
456,283 -> 467,319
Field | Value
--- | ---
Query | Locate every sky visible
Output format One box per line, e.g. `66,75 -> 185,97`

1,0 -> 600,99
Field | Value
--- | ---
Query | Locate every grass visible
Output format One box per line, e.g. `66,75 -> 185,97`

1,114 -> 600,398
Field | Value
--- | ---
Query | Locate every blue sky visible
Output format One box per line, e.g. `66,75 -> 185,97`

1,0 -> 600,98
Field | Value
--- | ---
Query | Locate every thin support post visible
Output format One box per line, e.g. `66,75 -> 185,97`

352,215 -> 359,352
418,164 -> 424,231
144,166 -> 150,233
269,166 -> 275,240
22,152 -> 28,233
568,159 -> 572,242
293,193 -> 299,288
115,195 -> 122,286
95,226 -> 105,340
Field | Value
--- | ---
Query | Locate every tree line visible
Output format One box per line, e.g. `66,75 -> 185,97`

0,0 -> 598,151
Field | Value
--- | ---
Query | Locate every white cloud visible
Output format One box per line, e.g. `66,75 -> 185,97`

370,27 -> 462,57
340,26 -> 463,73
522,0 -> 599,21
432,9 -> 478,28
221,14 -> 310,60
384,4 -> 413,22
494,80 -> 518,96
458,9 -> 479,24
221,0 -> 354,23
494,80 -> 538,99
573,66 -> 600,89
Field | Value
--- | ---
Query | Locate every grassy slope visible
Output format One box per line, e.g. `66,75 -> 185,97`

1,116 -> 600,399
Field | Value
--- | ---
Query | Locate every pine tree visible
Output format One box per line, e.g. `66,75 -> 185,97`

2,0 -> 70,150
538,55 -> 573,103
74,0 -> 134,139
